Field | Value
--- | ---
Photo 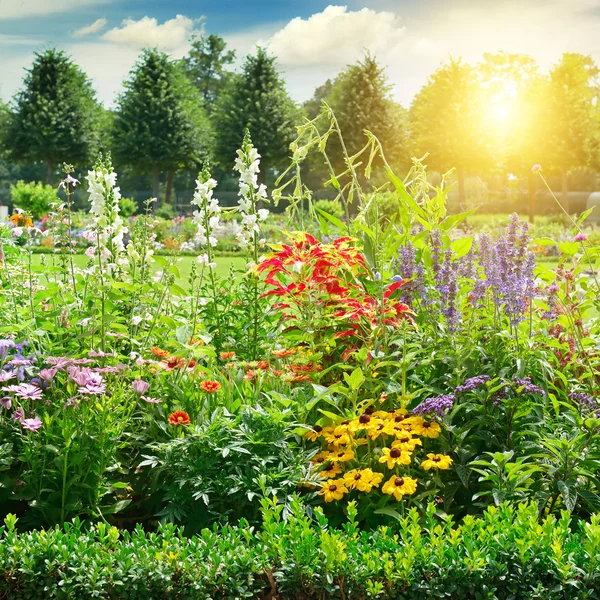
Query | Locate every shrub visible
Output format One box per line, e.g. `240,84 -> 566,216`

10,180 -> 57,219
1,501 -> 600,598
118,196 -> 138,217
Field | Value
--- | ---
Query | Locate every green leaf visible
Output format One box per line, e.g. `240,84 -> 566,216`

450,237 -> 473,258
344,368 -> 364,391
557,480 -> 577,512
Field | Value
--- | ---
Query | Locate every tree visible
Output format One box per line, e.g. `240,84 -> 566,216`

214,47 -> 299,181
478,52 -> 550,221
409,58 -> 491,208
182,33 -> 236,112
545,53 -> 600,207
4,49 -> 102,184
324,54 -> 409,173
113,49 -> 212,203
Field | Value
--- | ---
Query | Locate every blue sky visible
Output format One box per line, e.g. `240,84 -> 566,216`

2,0 -> 600,107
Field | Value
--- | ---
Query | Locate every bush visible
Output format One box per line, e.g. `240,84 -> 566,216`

10,180 -> 57,219
154,202 -> 177,219
1,500 -> 600,598
118,196 -> 138,217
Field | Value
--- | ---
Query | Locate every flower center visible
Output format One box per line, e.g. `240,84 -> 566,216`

423,422 -> 431,428
353,473 -> 362,480
390,448 -> 402,458
359,414 -> 371,424
399,437 -> 410,443
394,415 -> 405,422
394,477 -> 405,487
328,484 -> 337,492
433,456 -> 441,462
314,425 -> 323,433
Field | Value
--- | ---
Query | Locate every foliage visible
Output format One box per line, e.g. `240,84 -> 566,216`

3,501 -> 600,598
214,47 -> 299,174
113,49 -> 213,201
10,180 -> 58,219
3,49 -> 103,183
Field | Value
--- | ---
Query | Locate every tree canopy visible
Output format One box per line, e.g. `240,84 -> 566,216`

4,49 -> 103,183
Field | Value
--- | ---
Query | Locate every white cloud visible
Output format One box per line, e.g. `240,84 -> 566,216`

72,18 -> 108,38
0,0 -> 114,20
267,5 -> 405,67
102,14 -> 202,52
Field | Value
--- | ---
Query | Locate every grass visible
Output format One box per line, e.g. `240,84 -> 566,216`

30,253 -> 248,283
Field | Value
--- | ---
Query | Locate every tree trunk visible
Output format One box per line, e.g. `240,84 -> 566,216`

46,157 -> 53,185
165,169 -> 174,205
152,165 -> 160,203
561,169 -> 569,214
528,171 -> 536,224
457,168 -> 466,211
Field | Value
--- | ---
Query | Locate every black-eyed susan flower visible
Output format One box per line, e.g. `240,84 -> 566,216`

420,420 -> 441,438
329,448 -> 355,463
391,433 -> 422,452
311,451 -> 331,466
421,453 -> 453,470
367,419 -> 387,440
382,475 -> 418,500
343,468 -> 383,492
320,478 -> 348,502
304,425 -> 323,442
323,425 -> 352,447
319,461 -> 343,479
379,446 -> 411,469
348,413 -> 372,433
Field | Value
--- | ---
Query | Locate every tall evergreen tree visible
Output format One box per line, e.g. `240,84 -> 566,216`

113,49 -> 212,203
214,47 -> 299,181
4,49 -> 103,184
182,33 -> 236,112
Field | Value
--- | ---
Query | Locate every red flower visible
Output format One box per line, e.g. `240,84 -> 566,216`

168,410 -> 190,426
257,360 -> 270,370
200,380 -> 221,393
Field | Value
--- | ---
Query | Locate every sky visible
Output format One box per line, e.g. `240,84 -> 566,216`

2,0 -> 600,108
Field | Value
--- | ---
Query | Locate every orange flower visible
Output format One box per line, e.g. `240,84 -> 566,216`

9,214 -> 33,227
257,360 -> 270,370
151,347 -> 170,359
164,356 -> 186,370
200,380 -> 221,393
220,351 -> 236,360
168,410 -> 190,426
291,374 -> 312,383
272,348 -> 296,358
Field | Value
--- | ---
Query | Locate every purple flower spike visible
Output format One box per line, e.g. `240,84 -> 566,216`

413,394 -> 455,418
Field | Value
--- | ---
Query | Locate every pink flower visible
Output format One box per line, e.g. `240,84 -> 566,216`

131,380 -> 150,395
38,368 -> 57,383
22,418 -> 42,432
142,396 -> 161,404
1,384 -> 43,401
85,246 -> 96,258
574,233 -> 587,242
531,164 -> 542,173
0,397 -> 11,410
12,407 -> 25,423
0,371 -> 16,383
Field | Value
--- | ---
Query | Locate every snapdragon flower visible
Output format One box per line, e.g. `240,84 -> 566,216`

86,157 -> 127,265
233,131 -> 269,250
191,168 -> 221,248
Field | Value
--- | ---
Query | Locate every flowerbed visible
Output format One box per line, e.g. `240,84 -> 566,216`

2,113 -> 600,596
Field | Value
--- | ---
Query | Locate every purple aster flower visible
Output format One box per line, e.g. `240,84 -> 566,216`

38,368 -> 57,383
12,406 -> 25,423
142,396 -> 162,404
22,418 -> 42,432
7,358 -> 32,367
132,380 -> 150,395
0,371 -> 16,383
413,394 -> 455,418
1,384 -> 43,400
0,396 -> 11,410
455,375 -> 490,394
78,373 -> 106,396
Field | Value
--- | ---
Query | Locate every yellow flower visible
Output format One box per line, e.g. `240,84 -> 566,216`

421,453 -> 453,471
343,468 -> 383,492
372,410 -> 391,419
420,421 -> 441,438
367,418 -> 387,440
311,451 -> 332,467
318,461 -> 343,479
391,433 -> 422,452
320,478 -> 349,502
329,447 -> 355,463
382,475 -> 418,500
304,425 -> 323,442
323,424 -> 352,447
378,447 -> 412,469
348,413 -> 373,433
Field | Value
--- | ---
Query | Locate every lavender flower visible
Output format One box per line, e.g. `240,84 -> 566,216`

413,394 -> 455,418
1,384 -> 43,401
455,375 -> 490,394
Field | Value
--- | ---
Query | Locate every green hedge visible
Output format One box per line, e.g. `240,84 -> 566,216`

2,499 -> 600,599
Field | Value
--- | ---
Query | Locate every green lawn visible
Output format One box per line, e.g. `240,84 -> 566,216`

31,253 -> 248,283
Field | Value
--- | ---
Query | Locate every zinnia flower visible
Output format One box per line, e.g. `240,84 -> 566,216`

379,447 -> 412,469
320,478 -> 348,502
151,347 -> 170,359
168,410 -> 190,426
200,380 -> 221,393
220,351 -> 236,360
343,468 -> 383,492
421,453 -> 453,470
382,475 -> 418,500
